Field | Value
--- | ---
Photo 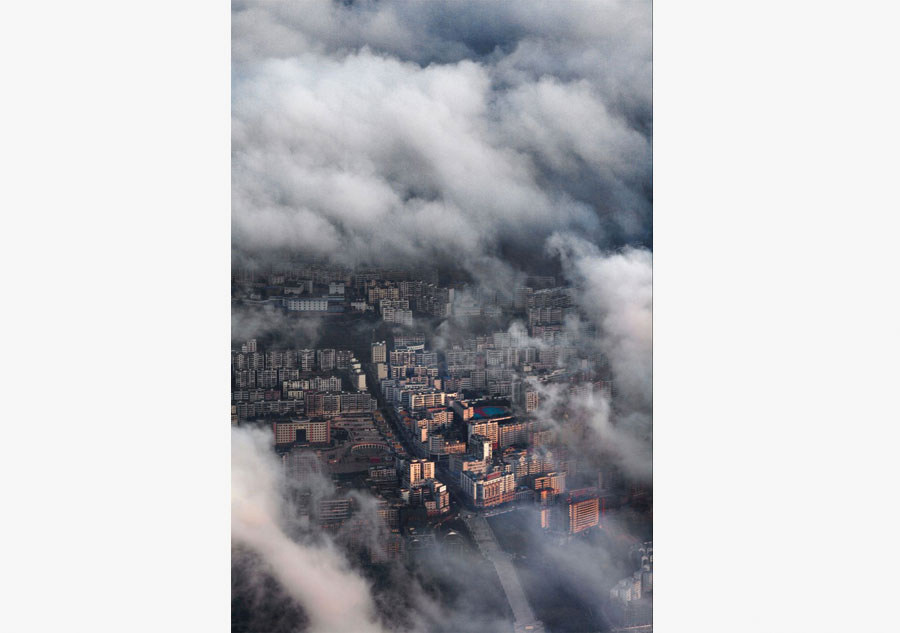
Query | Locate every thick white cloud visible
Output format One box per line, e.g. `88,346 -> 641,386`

232,50 -> 624,271
232,0 -> 652,273
548,234 -> 652,411
529,234 -> 653,481
232,428 -> 386,633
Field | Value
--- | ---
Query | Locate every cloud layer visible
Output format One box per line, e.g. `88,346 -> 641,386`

232,0 -> 652,274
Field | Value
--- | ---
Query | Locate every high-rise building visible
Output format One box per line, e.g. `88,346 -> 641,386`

371,341 -> 387,364
525,390 -> 540,412
564,488 -> 600,534
317,348 -> 336,371
405,458 -> 434,488
427,480 -> 450,515
534,471 -> 566,496
498,420 -> 533,447
298,349 -> 316,372
460,471 -> 516,508
468,434 -> 492,461
335,349 -> 353,369
467,419 -> 499,447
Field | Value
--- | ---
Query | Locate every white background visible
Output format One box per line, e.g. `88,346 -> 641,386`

1,1 -> 898,631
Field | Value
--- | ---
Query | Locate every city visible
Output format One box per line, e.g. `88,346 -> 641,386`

231,263 -> 652,633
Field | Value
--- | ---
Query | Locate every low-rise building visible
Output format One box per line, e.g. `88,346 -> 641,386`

273,418 -> 331,446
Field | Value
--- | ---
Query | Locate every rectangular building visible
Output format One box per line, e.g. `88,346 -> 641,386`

564,488 -> 600,534
405,459 -> 435,488
273,418 -> 331,446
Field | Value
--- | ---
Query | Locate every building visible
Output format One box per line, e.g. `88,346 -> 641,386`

286,297 -> 330,312
317,348 -> 336,371
429,435 -> 466,457
498,419 -> 533,448
338,392 -> 376,414
426,432 -> 462,456
393,332 -> 426,348
427,408 -> 453,427
405,459 -> 435,488
563,488 -> 600,534
318,497 -> 352,532
609,544 -> 653,629
449,454 -> 488,482
525,390 -> 540,413
534,471 -> 566,496
468,434 -> 492,461
382,306 -> 413,326
298,349 -> 316,372
408,390 -> 446,411
282,447 -> 324,481
305,375 -> 341,392
371,341 -> 387,364
467,419 -> 499,448
460,470 -> 516,508
335,350 -> 353,369
305,392 -> 340,416
424,479 -> 450,516
273,418 -> 331,446
368,465 -> 397,488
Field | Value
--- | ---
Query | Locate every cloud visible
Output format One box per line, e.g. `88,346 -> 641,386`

548,235 -> 652,412
528,377 -> 652,483
231,305 -> 323,350
232,0 -> 652,276
231,427 -> 386,633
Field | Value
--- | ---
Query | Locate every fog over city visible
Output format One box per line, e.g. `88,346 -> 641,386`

232,2 -> 652,632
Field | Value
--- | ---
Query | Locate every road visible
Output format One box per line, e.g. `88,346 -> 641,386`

463,513 -> 545,633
